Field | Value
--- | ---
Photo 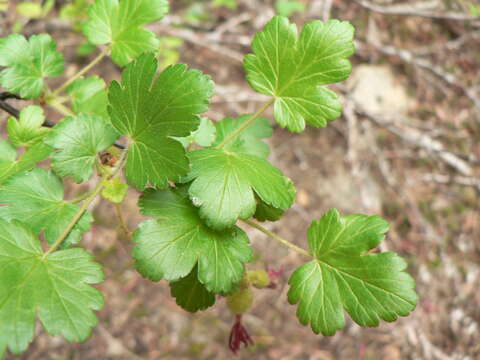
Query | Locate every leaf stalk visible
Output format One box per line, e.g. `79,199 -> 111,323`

215,99 -> 274,149
52,46 -> 110,97
242,219 -> 311,258
43,149 -> 128,257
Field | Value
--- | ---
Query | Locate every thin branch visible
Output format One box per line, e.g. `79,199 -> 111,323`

0,92 -> 22,101
215,99 -> 274,149
242,219 -> 311,258
52,46 -> 110,96
355,41 -> 480,113
0,98 -> 19,118
43,150 -> 128,257
353,0 -> 480,21
352,100 -> 474,176
114,203 -> 132,237
422,173 -> 480,192
43,177 -> 106,258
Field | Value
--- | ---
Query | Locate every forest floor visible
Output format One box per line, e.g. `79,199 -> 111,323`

1,0 -> 480,359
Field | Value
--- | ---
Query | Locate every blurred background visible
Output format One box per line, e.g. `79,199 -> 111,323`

1,0 -> 480,359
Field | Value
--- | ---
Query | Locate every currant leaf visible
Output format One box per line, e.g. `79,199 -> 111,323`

0,34 -> 64,98
253,179 -> 295,222
170,266 -> 216,312
244,16 -> 355,132
108,53 -> 214,189
134,187 -> 252,294
83,0 -> 169,66
0,168 -> 93,247
0,141 -> 51,185
184,149 -> 295,229
67,76 -> 108,118
0,140 -> 16,161
45,114 -> 119,183
212,115 -> 272,158
0,219 -> 104,355
101,177 -> 128,204
175,117 -> 216,148
288,209 -> 418,336
7,105 -> 49,147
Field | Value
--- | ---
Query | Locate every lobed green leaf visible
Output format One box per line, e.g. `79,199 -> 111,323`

45,114 -> 119,183
0,220 -> 104,355
170,266 -> 216,312
184,149 -> 295,229
0,141 -> 51,185
83,0 -> 169,66
0,168 -> 93,247
108,53 -> 214,189
212,115 -> 273,158
288,209 -> 418,335
7,105 -> 49,147
67,76 -> 109,118
0,34 -> 64,98
244,16 -> 355,132
134,187 -> 252,294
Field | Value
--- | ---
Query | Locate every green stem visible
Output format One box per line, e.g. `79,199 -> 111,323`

48,101 -> 75,117
114,203 -> 132,236
52,47 -> 110,97
215,99 -> 274,149
43,150 -> 128,258
43,179 -> 105,258
242,219 -> 311,258
69,188 -> 98,204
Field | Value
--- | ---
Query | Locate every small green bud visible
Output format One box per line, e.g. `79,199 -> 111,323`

247,270 -> 270,289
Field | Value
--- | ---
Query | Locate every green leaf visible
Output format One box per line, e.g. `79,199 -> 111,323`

253,182 -> 295,222
7,105 -> 49,147
275,0 -> 305,17
60,0 -> 89,27
170,266 -> 216,312
67,76 -> 108,118
212,115 -> 272,158
101,177 -> 128,204
185,149 -> 295,229
0,34 -> 64,98
83,0 -> 169,66
45,114 -> 119,183
0,168 -> 93,247
108,53 -> 214,189
175,117 -> 216,148
0,141 -> 52,185
212,0 -> 237,9
244,16 -> 355,132
0,219 -> 104,355
134,187 -> 252,294
0,140 -> 17,161
287,209 -> 418,336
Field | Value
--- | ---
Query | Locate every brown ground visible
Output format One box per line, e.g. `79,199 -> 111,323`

2,0 -> 480,359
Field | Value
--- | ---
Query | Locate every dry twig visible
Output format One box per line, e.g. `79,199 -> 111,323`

353,0 -> 480,21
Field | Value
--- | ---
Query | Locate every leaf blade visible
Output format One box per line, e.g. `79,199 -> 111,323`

288,209 -> 417,335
